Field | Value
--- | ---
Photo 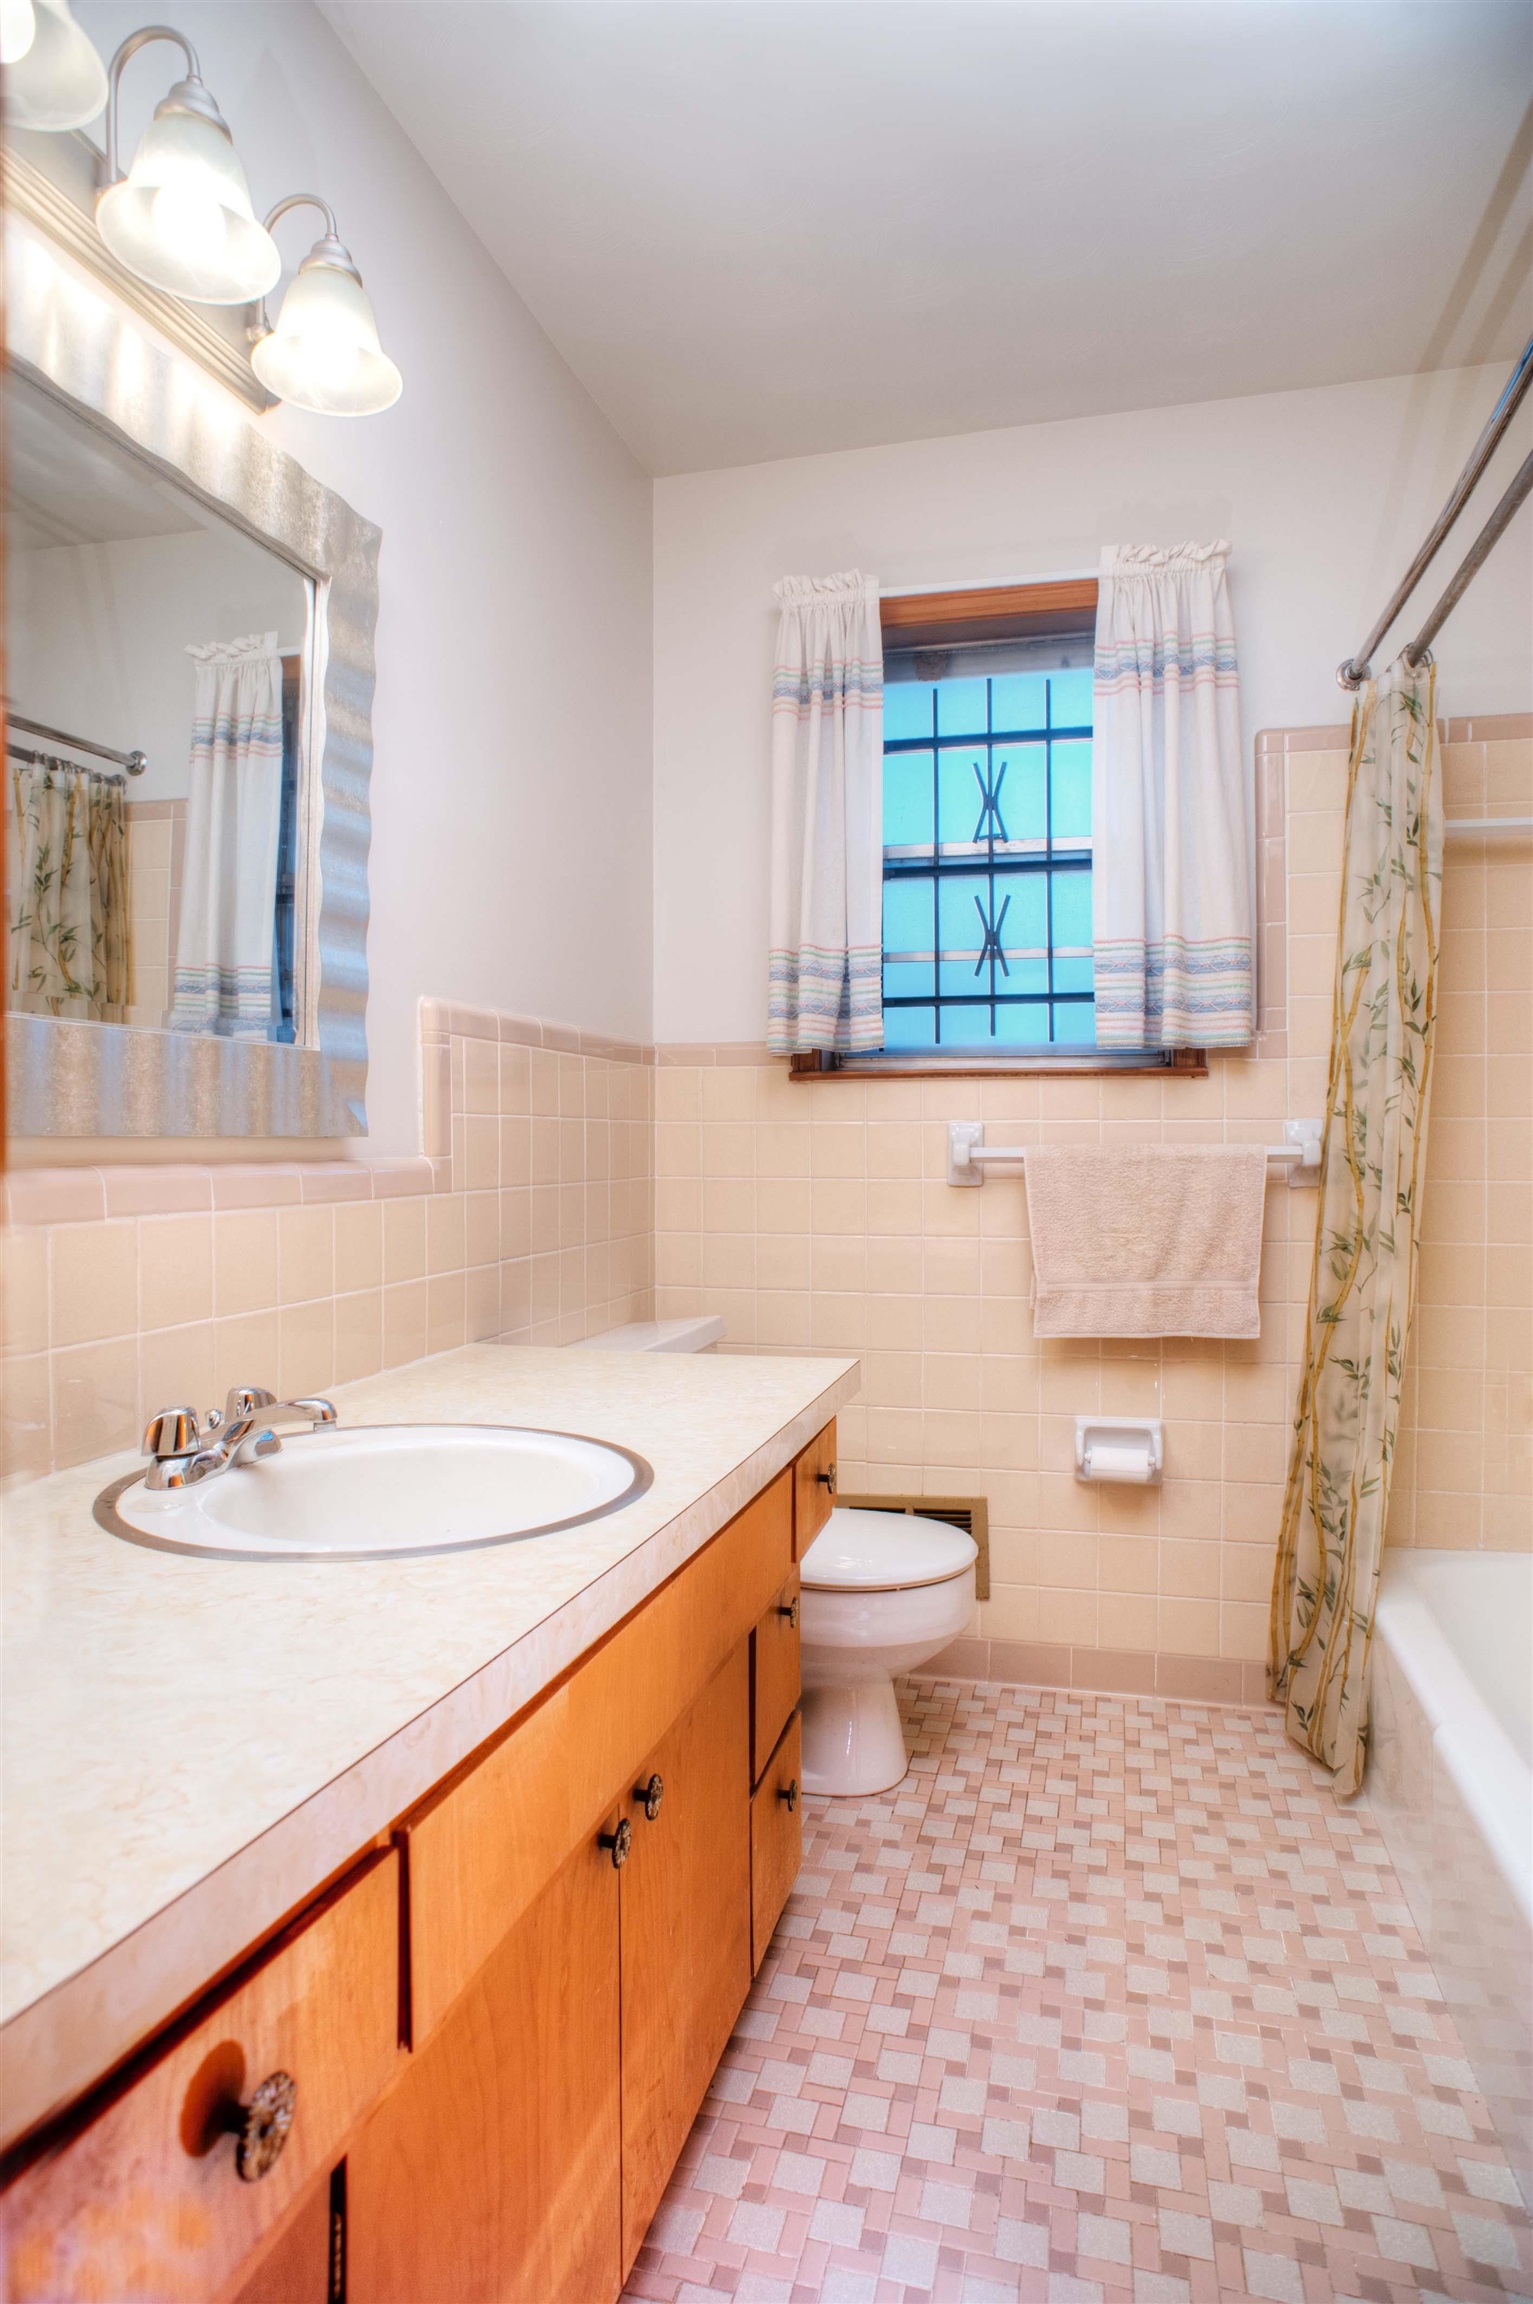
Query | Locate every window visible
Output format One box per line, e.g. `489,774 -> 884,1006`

883,654 -> 1096,1051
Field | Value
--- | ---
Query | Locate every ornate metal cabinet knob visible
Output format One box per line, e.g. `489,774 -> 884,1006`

776,1594 -> 800,1629
778,1779 -> 799,1813
599,1818 -> 632,1869
815,1463 -> 837,1494
633,1772 -> 664,1821
223,2070 -> 296,2182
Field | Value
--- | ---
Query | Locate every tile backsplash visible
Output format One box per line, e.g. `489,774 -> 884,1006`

0,1002 -> 655,1482
3,718 -> 1527,1699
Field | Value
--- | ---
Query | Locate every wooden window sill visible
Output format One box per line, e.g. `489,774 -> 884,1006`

787,1050 -> 1209,1080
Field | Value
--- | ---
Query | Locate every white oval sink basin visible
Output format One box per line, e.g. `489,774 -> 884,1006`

96,1424 -> 652,1562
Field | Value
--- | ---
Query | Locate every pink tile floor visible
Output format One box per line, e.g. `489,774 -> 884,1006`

625,1680 -> 1531,2304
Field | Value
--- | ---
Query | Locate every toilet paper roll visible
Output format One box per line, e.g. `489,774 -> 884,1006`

1082,1441 -> 1155,1484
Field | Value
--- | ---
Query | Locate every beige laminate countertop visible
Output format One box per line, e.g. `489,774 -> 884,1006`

0,1344 -> 858,2151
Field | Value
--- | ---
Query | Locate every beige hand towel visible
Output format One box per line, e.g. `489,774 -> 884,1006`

1024,1144 -> 1269,1337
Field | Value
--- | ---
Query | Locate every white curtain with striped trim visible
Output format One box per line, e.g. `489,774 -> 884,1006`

1091,542 -> 1253,1048
766,572 -> 884,1054
168,632 -> 284,1039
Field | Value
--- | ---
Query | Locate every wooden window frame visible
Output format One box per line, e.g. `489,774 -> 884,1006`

792,581 -> 1207,1082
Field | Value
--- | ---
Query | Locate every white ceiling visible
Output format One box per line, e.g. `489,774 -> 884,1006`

325,1 -> 1533,477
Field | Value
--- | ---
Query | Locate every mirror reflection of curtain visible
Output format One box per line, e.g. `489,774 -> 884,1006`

168,633 -> 284,1039
6,760 -> 129,1020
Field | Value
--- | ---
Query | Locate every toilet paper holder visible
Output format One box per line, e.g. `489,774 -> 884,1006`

1075,1416 -> 1163,1484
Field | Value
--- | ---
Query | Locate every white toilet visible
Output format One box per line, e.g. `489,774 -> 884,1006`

799,1507 -> 978,1797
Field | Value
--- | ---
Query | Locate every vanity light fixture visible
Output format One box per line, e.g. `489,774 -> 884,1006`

249,194 -> 403,416
2,0 -> 109,132
94,25 -> 281,305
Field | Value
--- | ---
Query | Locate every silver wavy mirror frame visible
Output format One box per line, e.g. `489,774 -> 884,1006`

4,224 -> 378,1136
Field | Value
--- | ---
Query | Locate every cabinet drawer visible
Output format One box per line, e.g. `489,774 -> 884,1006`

2,1850 -> 399,2304
793,1422 -> 836,1557
407,1469 -> 792,2044
750,1713 -> 803,1972
751,1572 -> 800,1786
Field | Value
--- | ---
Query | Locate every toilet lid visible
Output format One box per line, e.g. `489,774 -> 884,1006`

801,1507 -> 978,1593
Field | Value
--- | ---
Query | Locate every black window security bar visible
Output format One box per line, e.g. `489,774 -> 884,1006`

882,672 -> 1092,1044
1339,331 -> 1533,689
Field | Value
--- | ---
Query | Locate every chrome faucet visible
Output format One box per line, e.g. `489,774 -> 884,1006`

142,1387 -> 338,1490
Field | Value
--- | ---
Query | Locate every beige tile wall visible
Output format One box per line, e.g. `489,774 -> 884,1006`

123,801 -> 185,1029
651,716 -> 1533,1702
1390,722 -> 1533,1550
0,1003 -> 654,1483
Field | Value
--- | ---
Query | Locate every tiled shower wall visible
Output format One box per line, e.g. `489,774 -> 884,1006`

0,1002 -> 654,1482
650,717 -> 1532,1701
123,800 -> 186,1030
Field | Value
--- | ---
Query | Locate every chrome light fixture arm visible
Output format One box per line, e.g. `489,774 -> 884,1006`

100,23 -> 201,185
248,192 -> 344,342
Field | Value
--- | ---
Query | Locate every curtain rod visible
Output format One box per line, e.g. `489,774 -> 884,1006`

1338,333 -> 1533,690
7,714 -> 146,776
1403,444 -> 1533,671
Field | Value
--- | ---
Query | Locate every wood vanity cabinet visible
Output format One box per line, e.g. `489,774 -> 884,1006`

1,1423 -> 836,2304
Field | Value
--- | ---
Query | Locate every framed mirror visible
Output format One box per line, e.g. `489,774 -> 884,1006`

4,220 -> 379,1136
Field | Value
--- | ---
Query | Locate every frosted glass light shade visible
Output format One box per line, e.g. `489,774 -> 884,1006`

251,260 -> 402,417
3,0 -> 107,130
97,95 -> 280,304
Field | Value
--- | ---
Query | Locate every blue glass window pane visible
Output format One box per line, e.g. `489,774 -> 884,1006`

935,677 -> 988,736
883,875 -> 935,953
936,871 -> 990,954
883,682 -> 935,742
994,744 -> 1046,840
1002,873 -> 1049,951
937,748 -> 988,846
990,672 -> 1048,734
1050,741 -> 1092,839
882,1003 -> 936,1049
1052,954 -> 1093,994
1050,668 -> 1094,730
1050,868 -> 1093,948
1052,1000 -> 1097,1045
1001,954 -> 1049,998
993,1000 -> 1053,1047
882,958 -> 933,1002
884,751 -> 934,848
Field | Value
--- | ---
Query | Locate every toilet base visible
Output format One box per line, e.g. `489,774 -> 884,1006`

801,1679 -> 909,1797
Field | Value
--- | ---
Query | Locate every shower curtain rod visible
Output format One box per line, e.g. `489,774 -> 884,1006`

1403,445 -> 1533,671
1338,332 -> 1533,690
7,714 -> 147,777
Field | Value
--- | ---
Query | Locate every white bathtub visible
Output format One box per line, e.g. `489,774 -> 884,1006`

1368,1548 -> 1533,2211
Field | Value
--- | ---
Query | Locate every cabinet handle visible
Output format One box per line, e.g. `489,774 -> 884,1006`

776,1595 -> 799,1630
633,1771 -> 664,1821
221,2070 -> 297,2182
778,1779 -> 799,1813
815,1464 -> 837,1494
599,1818 -> 632,1869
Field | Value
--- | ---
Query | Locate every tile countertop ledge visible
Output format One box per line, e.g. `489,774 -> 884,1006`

0,1344 -> 860,2154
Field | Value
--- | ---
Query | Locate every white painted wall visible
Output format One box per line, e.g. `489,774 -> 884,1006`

652,364 -> 1533,1044
76,1 -> 654,1155
11,530 -> 307,803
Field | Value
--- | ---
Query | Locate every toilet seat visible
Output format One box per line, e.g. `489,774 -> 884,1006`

801,1507 -> 977,1595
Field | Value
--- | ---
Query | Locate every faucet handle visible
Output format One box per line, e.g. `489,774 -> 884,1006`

224,1385 -> 277,1426
143,1405 -> 200,1460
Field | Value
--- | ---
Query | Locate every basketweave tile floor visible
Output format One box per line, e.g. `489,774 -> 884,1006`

622,1681 -> 1531,2304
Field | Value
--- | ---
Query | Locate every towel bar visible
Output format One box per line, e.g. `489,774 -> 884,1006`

947,1119 -> 1323,1187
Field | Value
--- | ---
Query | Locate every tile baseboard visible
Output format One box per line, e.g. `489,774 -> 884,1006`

918,1634 -> 1276,1709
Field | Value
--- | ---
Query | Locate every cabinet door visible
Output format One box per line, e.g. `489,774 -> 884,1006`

751,1572 -> 800,1785
793,1421 -> 837,1557
347,1828 -> 622,2304
750,1712 -> 803,1972
620,1644 -> 751,2271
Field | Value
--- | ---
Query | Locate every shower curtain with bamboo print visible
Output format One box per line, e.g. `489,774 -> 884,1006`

1269,661 -> 1443,1796
6,759 -> 129,1019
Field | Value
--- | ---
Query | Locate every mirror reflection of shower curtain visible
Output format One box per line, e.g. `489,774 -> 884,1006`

168,633 -> 284,1038
6,759 -> 129,1019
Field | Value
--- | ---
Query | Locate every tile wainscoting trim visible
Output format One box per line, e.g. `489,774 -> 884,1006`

923,1634 -> 1275,1708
